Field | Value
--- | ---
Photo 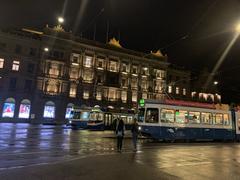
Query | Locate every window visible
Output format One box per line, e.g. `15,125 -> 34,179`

145,108 -> 159,123
161,109 -> 174,123
43,101 -> 55,118
168,86 -> 172,93
46,81 -> 58,94
82,70 -> 93,82
97,58 -> 104,69
24,80 -> 32,92
132,91 -> 137,102
69,68 -> 79,79
69,84 -> 77,98
201,112 -> 212,124
183,88 -> 186,96
142,67 -> 148,75
188,111 -> 200,124
122,63 -> 128,73
49,63 -> 60,76
18,99 -> 31,119
109,61 -> 117,72
71,54 -> 79,65
0,58 -> 4,68
29,48 -> 37,56
214,113 -> 223,125
223,114 -> 230,125
175,110 -> 188,123
121,78 -> 128,87
96,91 -> 102,100
108,89 -> 118,101
83,90 -> 89,99
121,91 -> 127,103
15,44 -> 22,54
84,56 -> 93,67
141,79 -> 148,90
131,78 -> 138,89
156,70 -> 165,79
2,98 -> 15,118
12,61 -> 20,71
27,63 -> 35,73
9,78 -> 17,90
142,93 -> 147,99
132,66 -> 138,74
176,87 -> 179,94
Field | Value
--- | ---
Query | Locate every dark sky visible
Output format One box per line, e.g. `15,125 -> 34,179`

1,0 -> 240,103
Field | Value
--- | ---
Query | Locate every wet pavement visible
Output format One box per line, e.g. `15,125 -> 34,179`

1,123 -> 240,179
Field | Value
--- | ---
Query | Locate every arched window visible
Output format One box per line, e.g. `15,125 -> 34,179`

65,103 -> 74,119
43,101 -> 55,118
2,98 -> 15,118
18,99 -> 31,119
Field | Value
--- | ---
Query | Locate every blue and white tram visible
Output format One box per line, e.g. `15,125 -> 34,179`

138,100 -> 234,141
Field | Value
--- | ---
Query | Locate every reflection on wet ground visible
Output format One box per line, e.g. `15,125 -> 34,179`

2,123 -> 240,179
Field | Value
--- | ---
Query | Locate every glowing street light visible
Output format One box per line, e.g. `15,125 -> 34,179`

44,47 -> 49,52
213,81 -> 218,85
58,17 -> 64,24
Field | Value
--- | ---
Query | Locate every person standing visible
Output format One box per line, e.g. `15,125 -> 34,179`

131,118 -> 139,151
116,118 -> 125,152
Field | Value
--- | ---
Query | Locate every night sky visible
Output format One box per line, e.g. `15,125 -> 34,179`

1,0 -> 240,103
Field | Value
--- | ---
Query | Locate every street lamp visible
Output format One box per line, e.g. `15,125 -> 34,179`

44,47 -> 49,52
58,17 -> 64,24
213,81 -> 218,85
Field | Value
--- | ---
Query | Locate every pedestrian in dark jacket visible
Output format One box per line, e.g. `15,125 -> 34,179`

131,118 -> 139,151
116,118 -> 125,152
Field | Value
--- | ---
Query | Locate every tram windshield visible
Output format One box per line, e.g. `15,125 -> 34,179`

72,111 -> 81,119
138,108 -> 145,122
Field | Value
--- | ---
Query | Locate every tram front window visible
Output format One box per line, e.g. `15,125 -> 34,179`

72,111 -> 81,119
138,108 -> 145,122
145,108 -> 159,123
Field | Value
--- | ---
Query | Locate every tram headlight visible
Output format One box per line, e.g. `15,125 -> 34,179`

138,126 -> 142,131
69,120 -> 72,124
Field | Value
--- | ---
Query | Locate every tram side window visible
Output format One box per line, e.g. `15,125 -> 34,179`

175,110 -> 188,124
201,112 -> 212,124
223,114 -> 230,125
161,109 -> 174,123
188,111 -> 200,124
145,108 -> 159,123
214,113 -> 223,125
138,108 -> 145,122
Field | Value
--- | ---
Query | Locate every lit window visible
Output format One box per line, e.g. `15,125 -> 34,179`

155,80 -> 163,92
69,84 -> 77,98
156,70 -> 165,79
168,86 -> 172,93
121,91 -> 127,103
96,91 -> 102,100
71,54 -> 79,65
69,68 -> 79,79
43,101 -> 55,118
132,66 -> 138,74
141,79 -> 148,90
2,98 -> 15,118
122,63 -> 128,73
46,81 -> 59,94
83,90 -> 89,99
0,58 -> 4,68
84,56 -> 92,67
18,99 -> 31,119
49,63 -> 60,76
176,87 -> 179,94
142,67 -> 148,75
97,58 -> 104,69
108,89 -> 118,101
82,70 -> 93,83
109,61 -> 117,72
132,91 -> 137,102
12,60 -> 20,71
131,78 -> 138,89
142,93 -> 147,99
183,88 -> 186,95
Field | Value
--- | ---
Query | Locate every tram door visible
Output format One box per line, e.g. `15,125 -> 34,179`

104,113 -> 113,129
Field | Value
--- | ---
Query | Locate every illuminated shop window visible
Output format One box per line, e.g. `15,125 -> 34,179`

0,58 -> 4,68
2,98 -> 15,118
18,99 -> 31,119
84,56 -> 92,67
65,103 -> 74,119
83,90 -> 89,99
12,60 -> 20,71
43,101 -> 55,118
